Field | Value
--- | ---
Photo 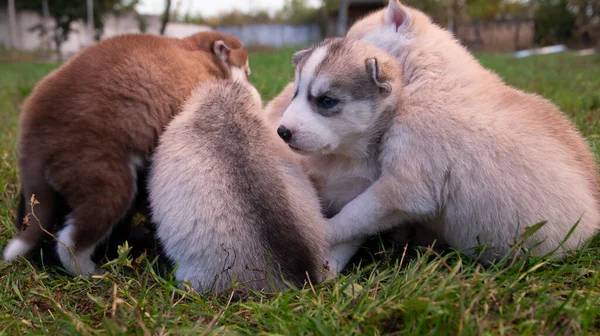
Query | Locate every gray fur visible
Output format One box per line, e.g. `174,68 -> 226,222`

149,80 -> 329,294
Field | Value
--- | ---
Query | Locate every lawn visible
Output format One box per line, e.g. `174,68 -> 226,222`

0,50 -> 599,335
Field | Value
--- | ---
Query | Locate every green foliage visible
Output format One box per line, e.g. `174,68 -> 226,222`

219,9 -> 276,26
275,0 -> 322,24
179,9 -> 284,27
461,0 -> 598,46
320,0 -> 340,12
404,0 -> 444,14
465,0 -> 505,20
177,0 -> 323,26
533,0 -> 578,45
174,0 -> 598,46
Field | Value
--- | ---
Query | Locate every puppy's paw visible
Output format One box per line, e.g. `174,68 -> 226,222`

2,237 -> 32,261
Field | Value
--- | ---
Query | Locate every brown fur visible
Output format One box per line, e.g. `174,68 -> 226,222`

6,31 -> 251,275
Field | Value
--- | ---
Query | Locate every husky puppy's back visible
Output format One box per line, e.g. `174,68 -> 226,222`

340,0 -> 600,262
149,80 -> 328,294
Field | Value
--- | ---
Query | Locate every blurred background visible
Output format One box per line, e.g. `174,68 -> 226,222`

0,0 -> 599,61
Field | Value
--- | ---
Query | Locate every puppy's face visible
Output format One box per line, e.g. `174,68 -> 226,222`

277,38 -> 400,156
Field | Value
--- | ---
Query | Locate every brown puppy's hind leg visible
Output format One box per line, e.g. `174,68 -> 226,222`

3,163 -> 56,261
53,157 -> 137,276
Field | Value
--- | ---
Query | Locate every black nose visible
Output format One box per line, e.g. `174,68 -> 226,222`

277,126 -> 293,143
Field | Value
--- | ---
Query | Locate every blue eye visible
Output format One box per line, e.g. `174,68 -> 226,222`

318,96 -> 338,108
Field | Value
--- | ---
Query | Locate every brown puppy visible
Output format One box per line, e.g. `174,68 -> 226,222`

3,31 -> 252,276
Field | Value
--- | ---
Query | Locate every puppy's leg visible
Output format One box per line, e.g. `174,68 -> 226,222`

326,238 -> 366,274
52,156 -> 137,276
3,161 -> 55,261
327,175 -> 436,245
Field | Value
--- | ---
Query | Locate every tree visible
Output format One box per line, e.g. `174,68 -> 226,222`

502,1 -> 532,50
523,0 -> 599,47
16,0 -> 138,54
275,0 -> 320,24
337,0 -> 347,35
8,0 -> 19,49
567,0 -> 599,46
531,0 -> 577,45
464,0 -> 502,46
159,0 -> 171,35
404,0 -> 448,30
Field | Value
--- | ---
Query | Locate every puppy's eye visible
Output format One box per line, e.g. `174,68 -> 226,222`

317,96 -> 338,109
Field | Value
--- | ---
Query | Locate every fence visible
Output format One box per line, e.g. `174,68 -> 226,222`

455,19 -> 535,52
0,10 -> 212,55
1,8 -> 531,54
1,9 -> 323,56
215,23 -> 322,48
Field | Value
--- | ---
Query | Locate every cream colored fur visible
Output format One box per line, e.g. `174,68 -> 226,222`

268,0 -> 600,272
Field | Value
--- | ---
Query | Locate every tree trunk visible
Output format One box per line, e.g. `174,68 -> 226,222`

447,0 -> 454,34
159,0 -> 172,35
8,0 -> 19,50
42,0 -> 52,54
87,0 -> 95,43
514,18 -> 521,51
337,0 -> 348,36
473,20 -> 483,48
54,34 -> 63,61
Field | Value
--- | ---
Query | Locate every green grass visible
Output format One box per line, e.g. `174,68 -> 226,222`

1,51 -> 600,335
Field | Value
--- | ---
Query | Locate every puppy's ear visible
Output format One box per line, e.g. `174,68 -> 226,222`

213,36 -> 248,70
366,58 -> 393,97
213,40 -> 233,63
385,0 -> 410,32
292,48 -> 312,69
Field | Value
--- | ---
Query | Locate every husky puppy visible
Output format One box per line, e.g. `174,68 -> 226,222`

3,31 -> 252,276
148,80 -> 329,294
276,31 -> 600,272
270,38 -> 406,271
